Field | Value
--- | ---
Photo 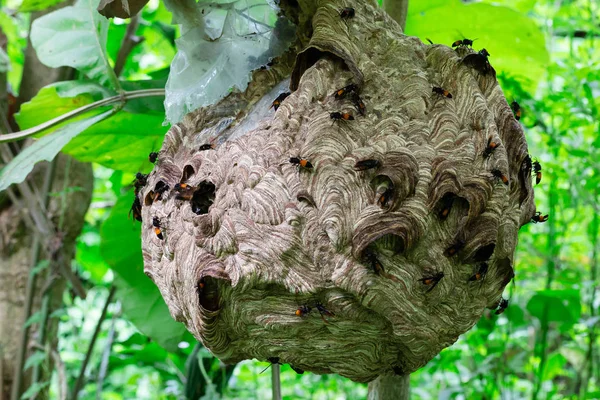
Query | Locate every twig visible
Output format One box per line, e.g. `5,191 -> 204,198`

71,286 -> 116,399
271,363 -> 281,400
0,89 -> 165,144
95,301 -> 120,400
51,349 -> 67,400
114,16 -> 144,77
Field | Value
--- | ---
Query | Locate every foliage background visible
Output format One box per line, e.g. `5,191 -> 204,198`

1,0 -> 598,398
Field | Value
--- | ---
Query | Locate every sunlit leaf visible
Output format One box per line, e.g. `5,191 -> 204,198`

0,110 -> 113,192
526,289 -> 581,327
24,352 -> 46,370
19,0 -> 68,12
20,381 -> 50,400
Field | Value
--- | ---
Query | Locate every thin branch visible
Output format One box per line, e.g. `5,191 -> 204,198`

0,89 -> 165,144
95,301 -> 120,400
51,349 -> 67,400
271,364 -> 281,400
114,16 -> 144,77
72,286 -> 116,399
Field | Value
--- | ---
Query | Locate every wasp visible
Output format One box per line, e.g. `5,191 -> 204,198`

531,212 -> 548,223
511,100 -> 521,120
523,154 -> 532,172
315,302 -> 335,323
152,216 -> 164,240
152,180 -> 170,202
432,86 -> 452,98
363,249 -> 385,275
444,239 -> 465,257
533,160 -> 542,184
148,151 -> 159,164
333,83 -> 358,99
483,136 -> 500,158
129,196 -> 142,222
133,172 -> 148,195
354,159 -> 381,171
452,38 -> 475,48
174,183 -> 195,201
420,271 -> 444,293
295,305 -> 311,316
468,262 -> 488,282
495,298 -> 509,315
289,157 -> 313,169
271,92 -> 291,111
199,143 -> 215,151
462,48 -> 494,75
340,7 -> 355,20
377,187 -> 394,208
437,193 -> 456,220
491,169 -> 509,185
330,111 -> 354,122
352,92 -> 366,116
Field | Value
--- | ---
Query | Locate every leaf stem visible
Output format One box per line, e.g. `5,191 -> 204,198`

0,89 -> 165,144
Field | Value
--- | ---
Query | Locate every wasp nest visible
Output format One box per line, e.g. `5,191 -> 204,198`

140,0 -> 535,382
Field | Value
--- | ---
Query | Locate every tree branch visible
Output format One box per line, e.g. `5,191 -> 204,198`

367,375 -> 410,400
114,16 -> 144,77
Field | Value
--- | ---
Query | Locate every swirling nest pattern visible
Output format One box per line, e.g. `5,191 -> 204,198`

140,0 -> 535,382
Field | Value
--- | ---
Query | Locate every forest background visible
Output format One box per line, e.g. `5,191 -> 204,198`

0,0 -> 598,399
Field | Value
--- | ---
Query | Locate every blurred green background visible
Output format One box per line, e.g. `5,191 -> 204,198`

2,0 -> 599,398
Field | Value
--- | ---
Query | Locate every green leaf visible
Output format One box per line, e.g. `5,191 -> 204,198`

542,352 -> 567,381
30,260 -> 50,277
405,1 -> 550,91
20,381 -> 50,399
0,110 -> 113,192
100,193 -> 192,351
24,352 -> 46,371
526,289 -> 581,327
19,0 -> 68,12
24,311 -> 43,328
15,82 -> 166,173
30,0 -> 118,88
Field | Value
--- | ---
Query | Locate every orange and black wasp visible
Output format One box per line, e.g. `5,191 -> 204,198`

333,83 -> 358,99
437,193 -> 456,221
354,159 -> 381,171
149,151 -> 159,164
533,160 -> 542,184
531,211 -> 548,223
152,216 -> 164,240
483,136 -> 500,158
271,92 -> 291,111
295,305 -> 311,316
495,298 -> 509,315
315,302 -> 335,323
468,262 -> 488,282
462,48 -> 494,75
363,248 -> 385,275
432,86 -> 452,98
452,38 -> 475,48
129,196 -> 142,222
351,92 -> 366,116
491,169 -> 509,185
420,271 -> 444,293
330,111 -> 355,122
444,239 -> 465,257
523,154 -> 532,172
290,157 -> 313,169
511,100 -> 521,121
199,143 -> 215,151
377,186 -> 394,208
174,183 -> 195,201
152,180 -> 170,202
340,7 -> 355,20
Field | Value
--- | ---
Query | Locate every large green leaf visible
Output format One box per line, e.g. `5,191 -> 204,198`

15,81 -> 166,173
100,193 -> 191,351
526,289 -> 581,327
19,0 -> 68,12
405,0 -> 549,91
30,0 -> 118,88
0,110 -> 113,192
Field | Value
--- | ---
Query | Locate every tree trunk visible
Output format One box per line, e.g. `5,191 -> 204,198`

0,6 -> 93,399
141,0 -> 532,387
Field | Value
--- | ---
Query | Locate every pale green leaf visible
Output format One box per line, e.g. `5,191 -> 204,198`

20,382 -> 50,400
0,110 -> 113,192
30,0 -> 118,88
23,352 -> 46,371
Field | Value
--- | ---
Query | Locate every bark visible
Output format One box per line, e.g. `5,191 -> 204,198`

141,0 -> 534,383
0,5 -> 92,399
368,375 -> 409,400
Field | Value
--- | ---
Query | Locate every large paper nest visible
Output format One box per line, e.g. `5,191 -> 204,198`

140,0 -> 534,382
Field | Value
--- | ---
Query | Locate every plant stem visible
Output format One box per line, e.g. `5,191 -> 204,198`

95,302 -> 119,400
271,364 -> 281,400
71,286 -> 116,399
0,89 -> 165,144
